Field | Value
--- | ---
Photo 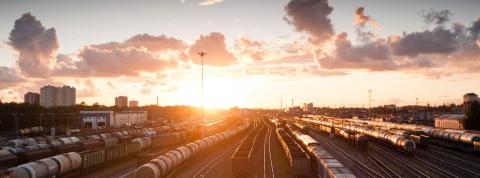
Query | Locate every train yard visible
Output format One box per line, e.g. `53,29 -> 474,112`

2,114 -> 480,178
287,115 -> 480,178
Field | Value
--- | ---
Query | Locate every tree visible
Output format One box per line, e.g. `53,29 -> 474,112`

464,101 -> 480,130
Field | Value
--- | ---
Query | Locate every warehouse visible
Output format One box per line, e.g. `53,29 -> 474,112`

114,111 -> 147,128
80,111 -> 147,129
434,114 -> 465,130
79,111 -> 114,129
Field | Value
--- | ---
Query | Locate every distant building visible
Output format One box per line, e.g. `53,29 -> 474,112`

435,114 -> 465,130
129,100 -> 139,107
80,110 -> 147,129
303,103 -> 314,113
24,92 -> 40,105
114,111 -> 147,127
115,96 -> 128,107
40,85 -> 76,108
79,111 -> 114,129
464,93 -> 478,114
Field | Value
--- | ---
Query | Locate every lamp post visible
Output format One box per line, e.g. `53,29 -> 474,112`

198,51 -> 207,138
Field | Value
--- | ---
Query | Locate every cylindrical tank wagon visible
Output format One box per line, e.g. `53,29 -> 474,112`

7,152 -> 81,178
135,118 -> 251,178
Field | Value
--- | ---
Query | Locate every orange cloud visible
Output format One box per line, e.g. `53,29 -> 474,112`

235,36 -> 265,61
188,32 -> 236,66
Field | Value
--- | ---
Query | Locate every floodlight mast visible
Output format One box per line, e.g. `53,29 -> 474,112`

198,51 -> 206,138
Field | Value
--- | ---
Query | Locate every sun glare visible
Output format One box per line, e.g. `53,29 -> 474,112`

174,77 -> 248,109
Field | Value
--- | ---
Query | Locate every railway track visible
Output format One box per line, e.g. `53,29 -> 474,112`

429,145 -> 480,167
309,131 -> 384,178
192,119 -> 260,178
263,119 -> 275,178
369,144 -> 431,178
366,152 -> 401,178
415,149 -> 480,178
413,156 -> 459,178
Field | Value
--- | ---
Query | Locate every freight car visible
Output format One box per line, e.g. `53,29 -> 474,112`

334,129 -> 368,151
4,137 -> 151,178
389,129 -> 429,147
285,125 -> 356,178
151,130 -> 190,148
0,128 -> 154,170
135,119 -> 251,178
7,152 -> 81,178
276,128 -> 310,177
344,118 -> 480,151
296,117 -> 416,154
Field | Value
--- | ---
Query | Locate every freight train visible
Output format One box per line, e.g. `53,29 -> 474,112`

0,125 -> 195,176
284,124 -> 356,178
0,128 -> 156,169
296,117 -> 416,154
135,119 -> 251,178
343,118 -> 480,151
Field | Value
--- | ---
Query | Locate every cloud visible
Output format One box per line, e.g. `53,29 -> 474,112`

470,17 -> 480,39
0,66 -> 24,88
389,27 -> 460,56
422,9 -> 452,25
303,65 -> 348,77
77,79 -> 97,98
256,53 -> 314,65
54,47 -> 177,77
284,0 -> 334,45
8,13 -> 58,78
107,81 -> 116,89
188,32 -> 236,66
235,36 -> 265,61
353,7 -> 378,42
318,32 -> 397,71
354,7 -> 377,27
198,0 -> 224,6
91,34 -> 187,52
245,64 -> 345,77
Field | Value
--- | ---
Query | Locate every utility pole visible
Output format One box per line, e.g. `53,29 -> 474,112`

368,89 -> 372,120
198,51 -> 207,138
280,97 -> 283,111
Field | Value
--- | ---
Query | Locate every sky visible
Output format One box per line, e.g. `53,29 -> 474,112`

0,0 -> 480,108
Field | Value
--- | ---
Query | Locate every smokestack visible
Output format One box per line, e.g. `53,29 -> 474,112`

156,96 -> 158,106
292,99 -> 294,108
